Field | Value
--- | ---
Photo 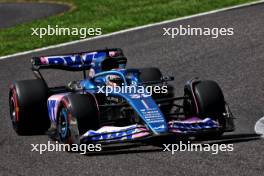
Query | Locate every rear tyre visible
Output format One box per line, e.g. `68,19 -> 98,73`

57,94 -> 99,144
184,80 -> 226,137
139,67 -> 174,116
139,67 -> 167,98
139,67 -> 162,83
9,79 -> 50,135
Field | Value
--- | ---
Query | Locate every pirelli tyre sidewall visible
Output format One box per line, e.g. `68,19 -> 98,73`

9,79 -> 50,135
57,93 -> 99,145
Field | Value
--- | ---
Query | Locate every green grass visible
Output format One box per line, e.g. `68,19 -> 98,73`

0,0 -> 257,56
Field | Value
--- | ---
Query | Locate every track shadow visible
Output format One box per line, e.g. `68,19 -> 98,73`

199,133 -> 261,144
86,146 -> 163,156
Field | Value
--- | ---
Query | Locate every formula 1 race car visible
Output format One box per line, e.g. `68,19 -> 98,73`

9,48 -> 235,145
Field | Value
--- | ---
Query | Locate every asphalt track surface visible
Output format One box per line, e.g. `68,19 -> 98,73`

0,3 -> 69,28
0,3 -> 264,176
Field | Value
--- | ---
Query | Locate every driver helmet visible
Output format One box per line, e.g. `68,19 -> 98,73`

106,75 -> 123,87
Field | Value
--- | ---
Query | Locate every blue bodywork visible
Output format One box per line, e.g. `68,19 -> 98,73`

79,69 -> 169,135
41,49 -> 220,142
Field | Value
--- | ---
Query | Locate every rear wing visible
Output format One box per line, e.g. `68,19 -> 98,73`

31,48 -> 125,71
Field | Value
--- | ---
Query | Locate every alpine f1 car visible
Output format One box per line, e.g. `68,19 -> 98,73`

9,48 -> 235,145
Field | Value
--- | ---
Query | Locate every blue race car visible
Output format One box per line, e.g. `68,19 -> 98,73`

9,48 -> 235,144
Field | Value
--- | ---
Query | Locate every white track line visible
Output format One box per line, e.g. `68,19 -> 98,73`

0,0 -> 263,60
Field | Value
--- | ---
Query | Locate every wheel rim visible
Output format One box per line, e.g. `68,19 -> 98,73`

9,90 -> 19,126
10,98 -> 16,124
58,108 -> 69,139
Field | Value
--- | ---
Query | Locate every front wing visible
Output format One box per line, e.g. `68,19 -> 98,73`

80,117 -> 220,144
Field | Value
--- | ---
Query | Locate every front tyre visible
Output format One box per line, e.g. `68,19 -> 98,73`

184,80 -> 227,137
57,94 -> 99,144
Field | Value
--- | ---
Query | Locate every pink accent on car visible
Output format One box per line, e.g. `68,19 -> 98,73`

40,57 -> 48,64
48,93 -> 69,122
